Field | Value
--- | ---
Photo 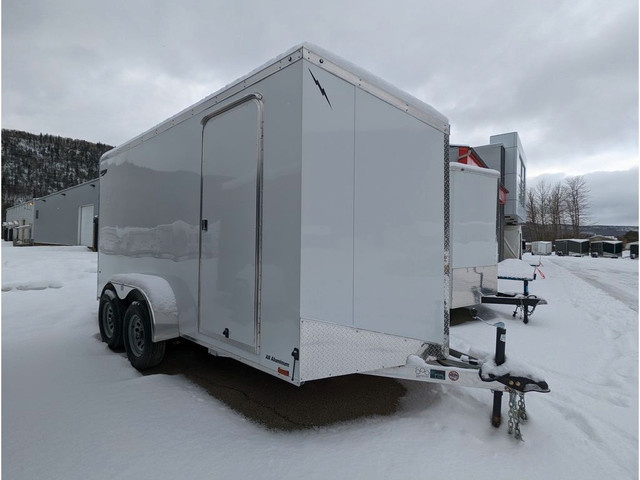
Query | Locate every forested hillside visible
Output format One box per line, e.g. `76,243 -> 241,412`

2,129 -> 113,217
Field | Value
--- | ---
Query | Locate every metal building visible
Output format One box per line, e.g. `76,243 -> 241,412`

474,132 -> 527,260
33,179 -> 99,247
5,200 -> 36,244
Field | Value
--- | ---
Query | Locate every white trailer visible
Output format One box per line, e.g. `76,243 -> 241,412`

98,44 -> 547,434
531,241 -> 552,255
449,163 -> 499,308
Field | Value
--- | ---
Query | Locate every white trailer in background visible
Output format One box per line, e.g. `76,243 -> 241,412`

531,241 -> 552,256
449,163 -> 499,308
97,44 -> 548,435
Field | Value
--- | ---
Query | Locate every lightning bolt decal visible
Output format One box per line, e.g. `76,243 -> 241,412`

308,68 -> 333,109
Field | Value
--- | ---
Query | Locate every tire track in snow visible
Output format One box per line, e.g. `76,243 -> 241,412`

560,261 -> 638,312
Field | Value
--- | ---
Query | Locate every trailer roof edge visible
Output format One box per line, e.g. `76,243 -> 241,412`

102,44 -> 449,162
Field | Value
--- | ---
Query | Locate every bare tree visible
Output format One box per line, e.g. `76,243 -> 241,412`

564,175 -> 590,237
526,189 -> 540,238
549,182 -> 566,240
526,179 -> 570,241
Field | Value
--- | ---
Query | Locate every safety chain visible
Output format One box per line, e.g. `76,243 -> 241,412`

507,390 -> 527,440
518,392 -> 527,421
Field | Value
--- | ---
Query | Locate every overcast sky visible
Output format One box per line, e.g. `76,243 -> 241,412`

2,0 -> 638,225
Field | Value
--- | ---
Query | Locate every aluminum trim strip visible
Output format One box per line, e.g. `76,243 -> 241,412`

303,49 -> 449,134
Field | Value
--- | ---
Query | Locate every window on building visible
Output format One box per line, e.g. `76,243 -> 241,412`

518,154 -> 526,208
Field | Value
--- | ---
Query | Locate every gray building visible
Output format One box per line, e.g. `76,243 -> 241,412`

34,179 -> 99,246
474,132 -> 528,260
489,132 -> 527,225
4,200 -> 36,244
4,179 -> 99,247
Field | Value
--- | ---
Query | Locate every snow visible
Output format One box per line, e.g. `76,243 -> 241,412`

498,258 -> 539,280
109,273 -> 178,314
2,245 -> 638,479
449,162 -> 501,178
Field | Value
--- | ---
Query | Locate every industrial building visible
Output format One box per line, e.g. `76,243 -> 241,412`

3,179 -> 99,248
474,132 -> 528,260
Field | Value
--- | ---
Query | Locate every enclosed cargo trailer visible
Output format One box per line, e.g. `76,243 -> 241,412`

590,240 -> 622,258
449,163 -> 499,308
98,44 -> 547,434
531,241 -> 552,255
98,43 -> 451,382
555,238 -> 589,256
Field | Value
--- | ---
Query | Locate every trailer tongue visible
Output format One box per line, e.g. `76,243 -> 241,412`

367,314 -> 548,440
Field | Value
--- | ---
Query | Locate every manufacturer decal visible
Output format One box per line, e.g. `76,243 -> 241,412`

415,367 -> 446,381
448,371 -> 460,381
308,68 -> 333,109
266,354 -> 290,368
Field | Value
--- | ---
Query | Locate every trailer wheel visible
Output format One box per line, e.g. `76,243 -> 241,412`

123,301 -> 166,370
99,289 -> 124,350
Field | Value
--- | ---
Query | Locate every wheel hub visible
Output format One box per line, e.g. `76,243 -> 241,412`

129,314 -> 145,357
102,303 -> 114,337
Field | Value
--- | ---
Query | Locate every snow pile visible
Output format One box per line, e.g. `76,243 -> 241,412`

110,273 -> 178,314
498,258 -> 538,280
2,245 -> 638,480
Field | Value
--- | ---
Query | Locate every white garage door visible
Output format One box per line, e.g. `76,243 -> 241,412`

78,205 -> 94,247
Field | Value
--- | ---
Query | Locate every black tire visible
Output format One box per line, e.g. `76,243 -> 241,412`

98,289 -> 124,350
123,301 -> 166,371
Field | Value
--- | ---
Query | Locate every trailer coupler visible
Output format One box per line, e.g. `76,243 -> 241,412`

365,350 -> 549,440
479,370 -> 550,393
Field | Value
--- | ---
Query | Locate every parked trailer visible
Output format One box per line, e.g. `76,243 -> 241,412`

98,44 -> 548,434
555,238 -> 589,256
449,163 -> 499,308
590,240 -> 622,258
531,241 -> 552,256
629,241 -> 638,259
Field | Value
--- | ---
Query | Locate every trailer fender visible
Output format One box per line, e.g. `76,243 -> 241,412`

107,274 -> 179,342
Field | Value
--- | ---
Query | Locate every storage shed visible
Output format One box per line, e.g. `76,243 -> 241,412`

555,238 -> 589,256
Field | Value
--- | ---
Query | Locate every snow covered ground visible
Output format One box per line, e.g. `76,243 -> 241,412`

2,243 -> 638,479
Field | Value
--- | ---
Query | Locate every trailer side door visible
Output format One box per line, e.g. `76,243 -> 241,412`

199,96 -> 263,352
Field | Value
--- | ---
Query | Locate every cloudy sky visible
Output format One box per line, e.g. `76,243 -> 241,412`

2,0 -> 638,225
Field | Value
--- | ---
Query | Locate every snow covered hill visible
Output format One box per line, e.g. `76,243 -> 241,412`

1,244 -> 637,479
